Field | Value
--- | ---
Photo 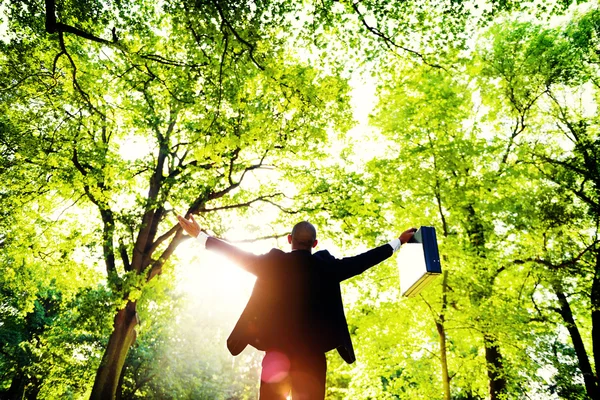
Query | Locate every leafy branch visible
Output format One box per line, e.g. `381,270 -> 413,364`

212,0 -> 265,71
513,239 -> 599,272
350,1 -> 446,70
44,0 -> 117,46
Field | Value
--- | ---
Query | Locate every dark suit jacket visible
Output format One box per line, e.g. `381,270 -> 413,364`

205,237 -> 393,364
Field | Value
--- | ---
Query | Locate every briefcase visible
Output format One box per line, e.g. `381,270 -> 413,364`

397,226 -> 442,297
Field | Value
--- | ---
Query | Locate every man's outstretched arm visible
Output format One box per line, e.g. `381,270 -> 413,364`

330,228 -> 417,282
177,214 -> 269,276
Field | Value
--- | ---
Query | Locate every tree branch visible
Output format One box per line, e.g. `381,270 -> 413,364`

131,109 -> 178,273
212,0 -> 265,71
199,192 -> 285,213
146,230 -> 186,281
350,2 -> 445,70
227,232 -> 289,243
55,32 -> 106,118
207,161 -> 270,202
514,239 -> 599,271
119,238 -> 132,272
45,0 -> 115,46
147,224 -> 179,257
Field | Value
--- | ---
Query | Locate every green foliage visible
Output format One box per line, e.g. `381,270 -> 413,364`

1,0 -> 599,399
0,281 -> 115,398
330,7 -> 600,399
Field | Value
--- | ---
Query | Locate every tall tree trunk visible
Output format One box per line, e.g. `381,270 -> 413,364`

591,249 -> 600,391
90,301 -> 138,400
554,283 -> 600,399
434,178 -> 451,399
466,204 -> 507,399
1,375 -> 25,400
483,335 -> 507,400
436,270 -> 451,400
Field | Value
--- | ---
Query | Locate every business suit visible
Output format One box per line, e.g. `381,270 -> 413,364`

204,236 -> 396,398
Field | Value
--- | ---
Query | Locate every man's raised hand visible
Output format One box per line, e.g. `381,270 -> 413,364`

177,214 -> 201,238
399,228 -> 418,245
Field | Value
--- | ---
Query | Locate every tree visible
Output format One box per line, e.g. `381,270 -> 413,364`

2,0 -> 355,397
356,50 -> 573,398
478,11 -> 600,398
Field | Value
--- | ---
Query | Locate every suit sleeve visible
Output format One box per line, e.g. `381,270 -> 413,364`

325,244 -> 394,282
204,236 -> 278,277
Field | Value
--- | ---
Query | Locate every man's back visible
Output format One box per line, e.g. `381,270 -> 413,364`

218,241 -> 394,362
227,248 -> 334,354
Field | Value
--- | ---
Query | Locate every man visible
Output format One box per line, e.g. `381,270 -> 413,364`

177,215 -> 416,400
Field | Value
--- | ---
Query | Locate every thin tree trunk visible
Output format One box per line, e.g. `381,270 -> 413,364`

554,284 -> 599,399
591,249 -> 600,390
433,170 -> 451,399
436,270 -> 451,400
483,335 -> 507,400
90,301 -> 138,400
465,205 -> 507,399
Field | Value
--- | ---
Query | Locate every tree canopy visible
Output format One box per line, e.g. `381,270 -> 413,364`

1,0 -> 600,399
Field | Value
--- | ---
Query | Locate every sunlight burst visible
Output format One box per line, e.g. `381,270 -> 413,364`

175,239 -> 257,317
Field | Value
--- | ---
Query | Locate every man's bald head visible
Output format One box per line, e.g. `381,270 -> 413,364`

288,221 -> 318,251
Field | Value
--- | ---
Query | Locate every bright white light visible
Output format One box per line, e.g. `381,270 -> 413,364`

119,133 -> 153,161
0,3 -> 14,44
175,239 -> 257,321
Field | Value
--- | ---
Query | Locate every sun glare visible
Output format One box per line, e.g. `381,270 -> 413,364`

175,239 -> 258,318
